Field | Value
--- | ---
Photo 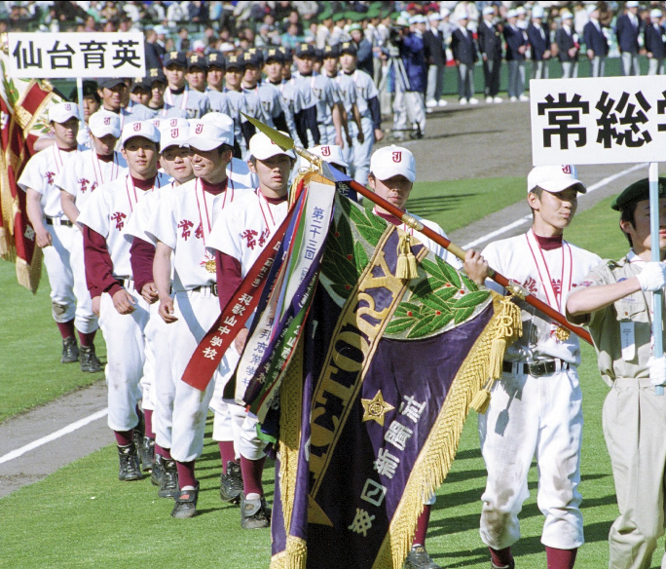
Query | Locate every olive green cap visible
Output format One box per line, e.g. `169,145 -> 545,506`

611,177 -> 666,211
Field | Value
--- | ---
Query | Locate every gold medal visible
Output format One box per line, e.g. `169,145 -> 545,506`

205,259 -> 216,273
555,325 -> 570,342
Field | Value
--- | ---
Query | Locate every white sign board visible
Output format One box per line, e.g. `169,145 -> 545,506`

7,33 -> 146,79
530,76 -> 666,166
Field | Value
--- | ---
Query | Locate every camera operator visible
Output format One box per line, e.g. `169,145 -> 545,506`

387,16 -> 427,140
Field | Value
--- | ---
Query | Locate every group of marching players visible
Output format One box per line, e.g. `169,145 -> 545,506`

18,42 -> 384,529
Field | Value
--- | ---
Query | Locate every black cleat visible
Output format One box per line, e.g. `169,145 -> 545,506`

240,494 -> 271,529
61,337 -> 79,363
171,484 -> 199,519
220,461 -> 243,503
117,444 -> 143,481
404,545 -> 442,569
158,459 -> 179,498
79,345 -> 101,373
151,454 -> 164,486
139,436 -> 155,471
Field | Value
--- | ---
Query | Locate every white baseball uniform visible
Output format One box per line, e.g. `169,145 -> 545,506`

77,171 -> 170,433
346,68 -> 379,185
55,150 -> 127,334
18,144 -> 89,328
148,178 -> 251,462
207,188 -> 289,460
478,230 -> 601,551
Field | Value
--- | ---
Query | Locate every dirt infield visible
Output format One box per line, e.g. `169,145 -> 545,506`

0,99 -> 649,498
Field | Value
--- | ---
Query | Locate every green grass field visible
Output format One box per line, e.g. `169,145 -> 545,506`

2,186 -> 663,568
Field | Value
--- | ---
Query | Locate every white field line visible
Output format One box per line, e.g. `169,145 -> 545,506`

0,408 -> 108,465
462,163 -> 647,249
0,163 -> 649,466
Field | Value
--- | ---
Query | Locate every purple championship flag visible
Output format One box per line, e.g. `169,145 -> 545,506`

244,175 -> 520,569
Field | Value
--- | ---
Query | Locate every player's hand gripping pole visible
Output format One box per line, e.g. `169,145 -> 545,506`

243,114 -> 593,346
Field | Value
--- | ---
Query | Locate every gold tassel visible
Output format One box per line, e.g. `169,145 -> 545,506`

396,233 -> 419,280
0,227 -> 9,258
471,296 -> 522,414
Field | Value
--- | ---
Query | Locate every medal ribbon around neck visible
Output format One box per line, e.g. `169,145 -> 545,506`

92,153 -> 118,187
257,187 -> 279,233
196,178 -> 234,273
125,174 -> 161,213
525,229 -> 572,314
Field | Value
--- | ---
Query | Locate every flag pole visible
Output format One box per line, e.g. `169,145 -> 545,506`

244,115 -> 593,346
648,162 -> 664,395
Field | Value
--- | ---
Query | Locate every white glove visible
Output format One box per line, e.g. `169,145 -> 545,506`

636,262 -> 666,291
648,355 -> 666,386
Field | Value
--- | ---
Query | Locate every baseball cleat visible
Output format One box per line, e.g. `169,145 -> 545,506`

139,436 -> 155,471
79,345 -> 101,373
60,337 -> 79,363
403,545 -> 442,569
151,454 -> 164,486
171,484 -> 199,519
158,459 -> 179,498
240,494 -> 271,529
220,461 -> 243,503
117,444 -> 143,481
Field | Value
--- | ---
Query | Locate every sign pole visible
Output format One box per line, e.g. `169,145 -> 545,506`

649,162 -> 664,395
76,77 -> 86,137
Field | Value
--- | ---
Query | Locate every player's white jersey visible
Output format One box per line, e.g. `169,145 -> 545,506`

77,171 -> 171,277
55,149 -> 127,214
241,83 -> 284,129
482,230 -> 602,364
148,178 -> 252,290
164,85 -> 210,119
372,207 -> 458,269
207,188 -> 288,275
346,69 -> 378,118
228,157 -> 258,189
124,180 -> 178,246
18,145 -> 83,218
293,72 -> 341,128
331,72 -> 358,114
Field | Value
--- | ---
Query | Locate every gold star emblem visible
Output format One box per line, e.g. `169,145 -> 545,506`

361,391 -> 395,426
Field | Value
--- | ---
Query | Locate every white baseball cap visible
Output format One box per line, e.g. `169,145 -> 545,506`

370,145 -> 416,183
428,12 -> 442,21
307,144 -> 349,169
507,9 -> 518,19
651,8 -> 662,19
440,8 -> 450,19
561,11 -> 573,20
49,102 -> 80,124
482,6 -> 495,16
88,110 -> 121,139
527,165 -> 587,194
186,120 -> 233,151
586,5 -> 599,16
532,5 -> 545,19
249,131 -> 295,160
200,112 -> 235,145
516,6 -> 526,15
158,117 -> 190,150
626,1 -> 639,7
121,120 -> 161,147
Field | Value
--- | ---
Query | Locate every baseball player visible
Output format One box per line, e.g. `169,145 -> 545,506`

56,109 -> 128,372
367,145 -> 484,569
123,118 -> 193,480
19,102 -> 87,366
98,78 -> 154,127
221,54 -> 248,157
292,43 -> 344,148
566,178 -> 666,569
206,131 -> 296,529
77,121 -> 170,482
338,41 -> 384,185
263,47 -> 303,147
150,120 -> 251,518
205,50 -> 226,93
239,50 -> 290,146
475,166 -> 601,569
200,112 -> 258,189
162,51 -> 210,119
186,53 -> 208,93
127,77 -> 157,119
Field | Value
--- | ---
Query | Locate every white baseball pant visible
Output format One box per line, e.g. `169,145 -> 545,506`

478,367 -> 584,551
98,290 -> 150,432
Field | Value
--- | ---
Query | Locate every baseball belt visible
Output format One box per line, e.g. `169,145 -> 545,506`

503,359 -> 571,377
46,216 -> 73,227
189,284 -> 219,297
